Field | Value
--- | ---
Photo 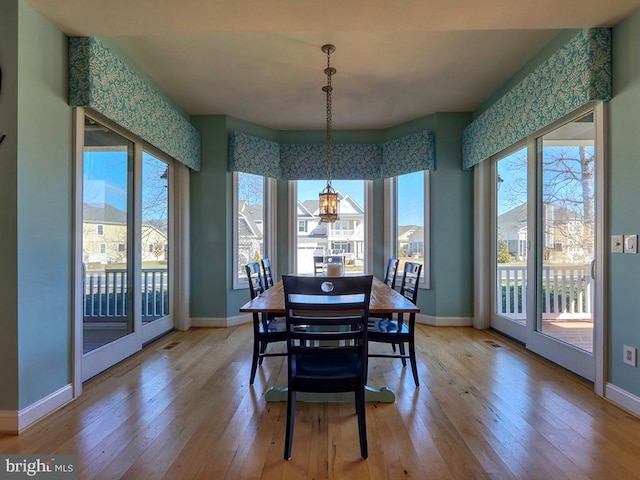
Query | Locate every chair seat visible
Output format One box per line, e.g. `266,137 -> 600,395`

291,354 -> 362,392
260,317 -> 287,335
367,318 -> 409,336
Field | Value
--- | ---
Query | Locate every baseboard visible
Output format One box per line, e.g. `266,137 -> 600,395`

605,383 -> 640,417
0,384 -> 73,434
190,314 -> 252,328
416,313 -> 473,327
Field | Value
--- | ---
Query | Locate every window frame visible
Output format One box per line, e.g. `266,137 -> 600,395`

232,171 -> 276,289
385,170 -> 430,288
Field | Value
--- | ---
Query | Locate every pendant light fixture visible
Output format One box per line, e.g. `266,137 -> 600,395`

318,44 -> 339,223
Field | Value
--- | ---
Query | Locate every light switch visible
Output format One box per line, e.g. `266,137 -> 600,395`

624,235 -> 638,254
611,235 -> 623,253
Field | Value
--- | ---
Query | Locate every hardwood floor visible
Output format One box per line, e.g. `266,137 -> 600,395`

2,325 -> 640,479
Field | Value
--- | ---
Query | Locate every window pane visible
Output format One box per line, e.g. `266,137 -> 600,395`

495,147 -> 528,325
82,117 -> 133,353
141,152 -> 170,323
237,172 -> 265,280
539,113 -> 595,352
296,180 -> 365,274
397,172 -> 424,274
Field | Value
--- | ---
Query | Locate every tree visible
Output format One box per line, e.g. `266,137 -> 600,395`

497,240 -> 512,263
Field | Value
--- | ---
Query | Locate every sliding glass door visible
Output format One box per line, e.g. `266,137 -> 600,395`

80,115 -> 174,381
492,109 -> 600,381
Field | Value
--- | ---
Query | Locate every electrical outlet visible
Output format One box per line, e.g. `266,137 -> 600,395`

624,235 -> 638,254
623,345 -> 637,367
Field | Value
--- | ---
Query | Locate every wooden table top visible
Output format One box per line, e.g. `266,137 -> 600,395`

240,277 -> 420,315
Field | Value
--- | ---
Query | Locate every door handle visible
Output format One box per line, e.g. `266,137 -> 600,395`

590,259 -> 596,280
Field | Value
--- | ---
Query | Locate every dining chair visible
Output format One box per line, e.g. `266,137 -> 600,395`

282,274 -> 373,460
245,262 -> 286,385
383,257 -> 400,289
261,257 -> 275,289
367,262 -> 422,387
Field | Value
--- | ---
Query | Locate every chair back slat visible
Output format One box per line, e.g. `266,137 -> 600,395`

400,262 -> 422,304
245,262 -> 265,299
261,257 -> 275,289
384,258 -> 400,289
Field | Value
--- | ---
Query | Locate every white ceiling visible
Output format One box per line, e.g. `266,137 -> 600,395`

24,0 -> 640,130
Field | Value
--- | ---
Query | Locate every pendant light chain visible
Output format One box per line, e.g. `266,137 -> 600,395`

325,46 -> 334,185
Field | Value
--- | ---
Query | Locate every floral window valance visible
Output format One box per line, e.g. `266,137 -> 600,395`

68,37 -> 201,171
462,28 -> 611,170
228,130 -> 434,180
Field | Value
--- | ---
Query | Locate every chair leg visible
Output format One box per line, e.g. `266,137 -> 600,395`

250,338 -> 260,385
355,389 -> 368,459
409,339 -> 419,387
284,390 -> 296,460
258,341 -> 267,365
398,341 -> 407,367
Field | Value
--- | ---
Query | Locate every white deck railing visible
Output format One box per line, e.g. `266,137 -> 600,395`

497,265 -> 592,320
84,268 -> 168,321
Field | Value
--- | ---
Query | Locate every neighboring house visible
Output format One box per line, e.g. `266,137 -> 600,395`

498,203 -> 591,263
237,200 -> 264,268
398,225 -> 424,258
297,193 -> 365,264
83,203 -> 168,266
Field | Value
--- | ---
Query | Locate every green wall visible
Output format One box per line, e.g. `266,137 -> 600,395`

0,0 -> 20,412
189,113 -> 475,321
0,0 -> 73,410
609,10 -> 640,396
16,1 -> 73,408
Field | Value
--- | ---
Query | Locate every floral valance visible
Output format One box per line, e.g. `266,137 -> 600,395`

381,130 -> 434,178
228,132 -> 281,178
228,130 -> 434,180
462,28 -> 611,170
68,37 -> 201,171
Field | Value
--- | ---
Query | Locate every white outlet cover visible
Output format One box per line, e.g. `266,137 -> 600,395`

611,235 -> 623,253
624,235 -> 638,254
623,345 -> 637,366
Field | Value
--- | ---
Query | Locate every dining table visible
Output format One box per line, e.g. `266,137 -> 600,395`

239,276 -> 420,403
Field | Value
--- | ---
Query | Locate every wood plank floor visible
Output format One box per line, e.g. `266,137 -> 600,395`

2,325 -> 640,479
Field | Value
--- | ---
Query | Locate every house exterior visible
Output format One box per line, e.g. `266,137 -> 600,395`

498,203 -> 592,264
83,203 -> 168,267
295,193 -> 365,272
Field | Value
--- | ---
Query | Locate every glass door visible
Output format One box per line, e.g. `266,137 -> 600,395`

493,146 -> 529,342
82,117 -> 137,380
80,116 -> 175,381
140,151 -> 172,343
492,110 -> 599,381
527,112 -> 596,380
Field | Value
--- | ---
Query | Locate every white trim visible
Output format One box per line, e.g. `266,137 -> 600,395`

605,383 -> 640,418
593,101 -> 606,397
364,180 -> 373,274
190,314 -> 252,328
174,163 -> 191,331
72,108 -> 84,399
288,181 -> 297,273
415,313 -> 473,327
0,385 -> 73,434
474,161 -> 491,329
